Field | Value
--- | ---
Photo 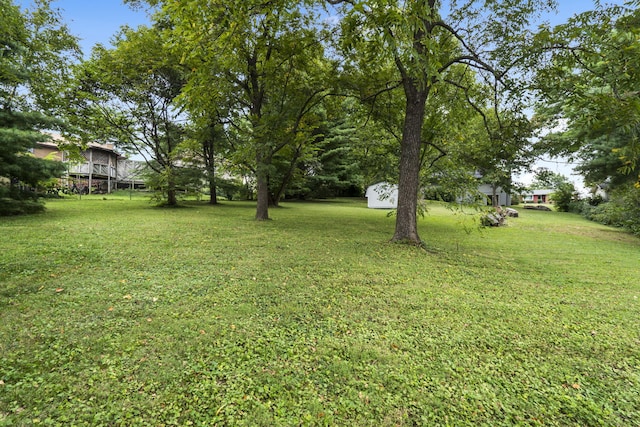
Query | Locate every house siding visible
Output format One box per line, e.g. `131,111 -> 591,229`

32,140 -> 145,193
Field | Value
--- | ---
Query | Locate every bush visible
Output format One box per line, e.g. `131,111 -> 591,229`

216,177 -> 246,201
583,184 -> 640,235
586,202 -> 625,225
0,186 -> 46,216
586,194 -> 605,206
568,199 -> 587,214
551,182 -> 580,212
0,197 -> 45,216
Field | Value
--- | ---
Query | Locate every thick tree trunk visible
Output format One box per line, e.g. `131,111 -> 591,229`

256,175 -> 270,219
391,81 -> 429,244
167,188 -> 177,206
165,167 -> 178,206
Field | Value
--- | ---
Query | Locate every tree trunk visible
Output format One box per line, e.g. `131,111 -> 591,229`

269,192 -> 279,207
391,80 -> 429,244
492,184 -> 498,207
167,187 -> 177,206
207,160 -> 217,205
167,168 -> 178,206
203,132 -> 217,205
273,144 -> 303,206
209,174 -> 218,205
255,152 -> 270,220
256,174 -> 270,219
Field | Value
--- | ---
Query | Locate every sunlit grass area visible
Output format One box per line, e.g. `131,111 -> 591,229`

1,196 -> 639,426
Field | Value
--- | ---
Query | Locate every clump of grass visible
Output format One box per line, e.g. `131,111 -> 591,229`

1,199 -> 639,426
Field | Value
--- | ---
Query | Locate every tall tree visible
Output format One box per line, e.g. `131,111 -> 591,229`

299,114 -> 365,199
529,168 -> 569,190
461,107 -> 534,206
198,118 -> 224,205
179,110 -> 234,205
0,0 -> 79,214
330,0 -> 555,244
144,0 -> 334,219
67,25 -> 188,206
534,1 -> 640,189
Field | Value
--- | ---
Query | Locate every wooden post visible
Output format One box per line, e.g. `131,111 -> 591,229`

88,149 -> 93,194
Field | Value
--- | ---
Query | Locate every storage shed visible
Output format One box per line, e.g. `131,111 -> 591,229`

365,182 -> 398,209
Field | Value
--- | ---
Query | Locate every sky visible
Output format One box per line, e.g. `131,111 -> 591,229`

16,0 -> 152,57
16,0 -> 628,59
15,0 -> 630,192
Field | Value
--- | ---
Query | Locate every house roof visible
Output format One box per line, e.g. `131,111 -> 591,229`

524,189 -> 554,196
37,137 -> 125,159
35,141 -> 59,149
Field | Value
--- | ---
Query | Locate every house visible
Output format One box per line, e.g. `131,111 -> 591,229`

365,182 -> 398,209
33,138 -> 145,193
477,183 -> 511,206
592,183 -> 610,202
33,141 -> 64,162
66,142 -> 123,193
523,189 -> 554,204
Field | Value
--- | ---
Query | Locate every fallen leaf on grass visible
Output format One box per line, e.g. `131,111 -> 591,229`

563,383 -> 581,390
55,288 -> 64,293
123,294 -> 132,300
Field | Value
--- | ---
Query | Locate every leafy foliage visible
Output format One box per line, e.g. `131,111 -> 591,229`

529,168 -> 570,190
0,0 -> 78,215
584,183 -> 640,235
288,115 -> 365,199
67,25 -> 188,205
532,1 -> 640,229
332,0 -> 555,242
534,2 -> 640,187
551,181 -> 579,212
150,0 -> 335,218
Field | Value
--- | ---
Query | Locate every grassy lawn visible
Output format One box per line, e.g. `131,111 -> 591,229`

1,195 -> 639,426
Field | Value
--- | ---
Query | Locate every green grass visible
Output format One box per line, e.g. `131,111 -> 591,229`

1,195 -> 639,426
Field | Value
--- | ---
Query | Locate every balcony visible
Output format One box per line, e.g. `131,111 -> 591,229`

68,162 -> 116,178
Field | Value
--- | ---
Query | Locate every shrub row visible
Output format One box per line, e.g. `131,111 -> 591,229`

576,184 -> 640,235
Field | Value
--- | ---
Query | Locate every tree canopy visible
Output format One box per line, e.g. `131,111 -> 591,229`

0,0 -> 79,214
534,1 -> 640,189
66,25 -> 189,205
330,0 -> 555,243
9,0 -> 640,238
